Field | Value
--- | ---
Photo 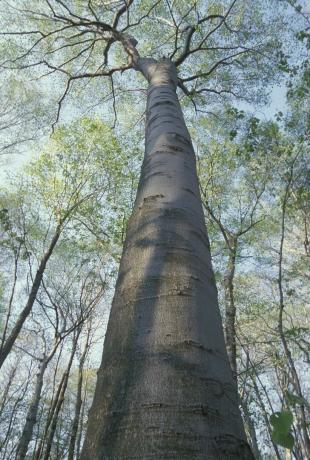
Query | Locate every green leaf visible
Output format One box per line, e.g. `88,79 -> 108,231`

270,411 -> 293,433
270,411 -> 294,450
271,431 -> 294,449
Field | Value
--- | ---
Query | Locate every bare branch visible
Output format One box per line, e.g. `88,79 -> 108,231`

182,49 -> 251,83
174,0 -> 238,67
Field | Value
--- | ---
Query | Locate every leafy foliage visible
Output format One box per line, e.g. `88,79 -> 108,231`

270,411 -> 294,449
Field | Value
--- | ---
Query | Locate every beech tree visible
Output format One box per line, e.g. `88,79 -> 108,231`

0,1 -> 307,459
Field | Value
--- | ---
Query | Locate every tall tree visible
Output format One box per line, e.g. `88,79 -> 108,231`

0,1 -> 297,458
82,56 -> 254,458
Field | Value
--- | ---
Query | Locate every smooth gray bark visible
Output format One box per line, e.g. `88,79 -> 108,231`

81,59 -> 253,459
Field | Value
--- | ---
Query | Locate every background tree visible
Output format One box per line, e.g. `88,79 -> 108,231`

0,117 -> 137,459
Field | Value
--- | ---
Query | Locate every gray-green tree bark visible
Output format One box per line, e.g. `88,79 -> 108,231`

81,58 -> 253,459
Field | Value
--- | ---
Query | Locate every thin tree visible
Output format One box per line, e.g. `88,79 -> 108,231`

15,285 -> 94,460
67,325 -> 92,460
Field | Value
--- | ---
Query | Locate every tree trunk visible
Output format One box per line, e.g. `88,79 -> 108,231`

33,349 -> 65,460
33,376 -> 65,460
0,377 -> 30,456
81,58 -> 252,459
0,226 -> 61,369
240,399 -> 261,459
0,244 -> 21,351
15,360 -> 48,460
224,241 -> 237,378
42,336 -> 78,460
75,373 -> 88,459
15,338 -> 61,460
250,376 -> 282,460
0,363 -> 18,419
68,332 -> 90,460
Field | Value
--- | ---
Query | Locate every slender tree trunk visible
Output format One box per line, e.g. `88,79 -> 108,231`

31,404 -> 45,460
240,399 -> 261,459
68,332 -> 90,460
0,377 -> 30,456
76,374 -> 88,459
15,360 -> 48,460
224,241 -> 237,378
250,376 -> 282,460
81,59 -> 252,459
0,363 -> 18,419
34,370 -> 65,460
15,338 -> 61,460
0,226 -> 61,369
43,334 -> 79,460
0,244 -> 21,350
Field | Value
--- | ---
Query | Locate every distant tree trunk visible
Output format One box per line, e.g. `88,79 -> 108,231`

68,331 -> 90,460
15,360 -> 48,460
240,399 -> 261,460
31,405 -> 44,460
250,376 -> 282,460
15,339 -> 60,460
81,59 -> 252,459
75,375 -> 88,459
33,349 -> 65,460
223,238 -> 238,378
0,376 -> 30,457
0,363 -> 18,419
0,244 -> 21,352
43,332 -> 79,460
0,225 -> 61,369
